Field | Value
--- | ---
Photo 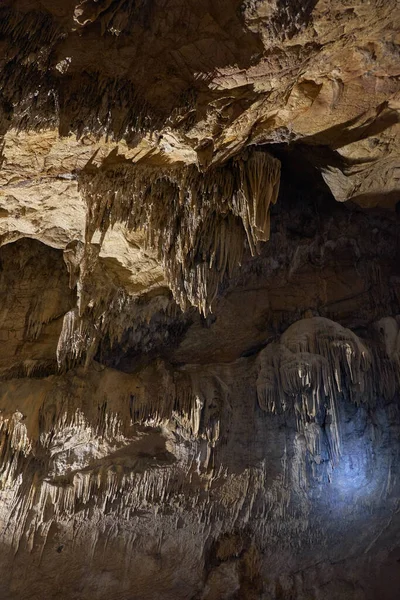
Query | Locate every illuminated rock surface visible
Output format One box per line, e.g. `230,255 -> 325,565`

0,1 -> 399,598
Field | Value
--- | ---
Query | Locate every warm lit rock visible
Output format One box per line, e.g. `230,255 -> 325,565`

0,2 -> 399,599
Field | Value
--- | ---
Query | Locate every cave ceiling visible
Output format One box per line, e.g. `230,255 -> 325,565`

0,1 -> 400,599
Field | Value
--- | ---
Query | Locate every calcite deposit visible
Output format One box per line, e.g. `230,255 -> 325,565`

0,1 -> 399,599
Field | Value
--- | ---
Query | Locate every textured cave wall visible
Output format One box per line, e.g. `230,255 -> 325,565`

0,1 -> 400,599
0,176 -> 399,600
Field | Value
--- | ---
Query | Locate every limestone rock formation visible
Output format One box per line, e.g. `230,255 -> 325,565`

0,1 -> 400,599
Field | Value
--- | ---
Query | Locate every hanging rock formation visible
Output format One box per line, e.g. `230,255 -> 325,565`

0,1 -> 400,599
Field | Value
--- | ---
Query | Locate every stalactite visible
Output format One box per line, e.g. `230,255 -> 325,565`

0,360 -> 228,544
56,278 -> 176,370
257,317 -> 398,467
80,148 -> 281,315
0,412 -> 32,489
2,317 -> 398,554
0,8 -> 158,137
53,148 -> 280,369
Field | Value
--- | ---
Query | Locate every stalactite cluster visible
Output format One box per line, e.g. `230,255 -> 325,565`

0,361 -> 227,548
1,1 -> 399,597
81,149 -> 281,314
0,316 -> 398,558
50,149 -> 281,369
0,8 -> 159,138
257,317 -> 400,468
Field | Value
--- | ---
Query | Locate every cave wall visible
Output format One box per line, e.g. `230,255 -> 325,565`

0,1 -> 400,599
0,184 -> 399,600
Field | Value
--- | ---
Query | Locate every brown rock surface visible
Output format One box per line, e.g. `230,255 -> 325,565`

0,1 -> 400,599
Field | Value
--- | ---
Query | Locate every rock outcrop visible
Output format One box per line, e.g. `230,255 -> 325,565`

0,1 -> 399,599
